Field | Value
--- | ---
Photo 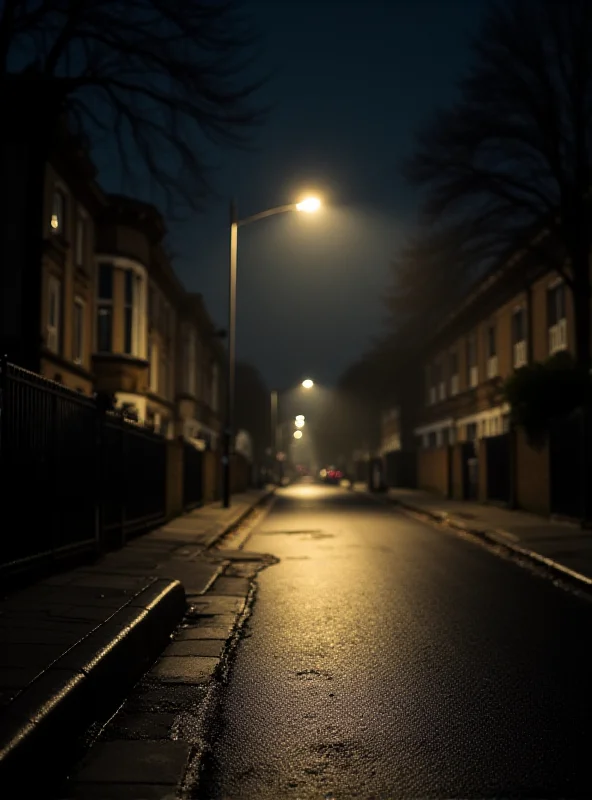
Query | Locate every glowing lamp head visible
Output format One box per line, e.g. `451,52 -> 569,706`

296,197 -> 321,213
301,379 -> 314,389
293,430 -> 303,439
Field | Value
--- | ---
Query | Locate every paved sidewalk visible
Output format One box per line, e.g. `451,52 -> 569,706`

0,487 -> 273,786
363,485 -> 592,582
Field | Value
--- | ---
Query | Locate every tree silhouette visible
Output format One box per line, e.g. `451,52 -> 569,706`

406,0 -> 592,369
0,0 -> 266,210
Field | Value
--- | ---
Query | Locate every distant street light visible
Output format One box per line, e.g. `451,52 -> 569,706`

302,378 -> 314,389
295,418 -> 305,428
222,197 -> 322,508
296,414 -> 305,421
293,430 -> 303,439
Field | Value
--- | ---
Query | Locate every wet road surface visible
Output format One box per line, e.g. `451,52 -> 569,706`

200,483 -> 592,799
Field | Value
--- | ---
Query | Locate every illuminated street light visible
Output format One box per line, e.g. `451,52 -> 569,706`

296,414 -> 305,421
223,195 -> 322,508
295,419 -> 305,428
296,197 -> 321,213
293,430 -> 303,439
301,379 -> 314,389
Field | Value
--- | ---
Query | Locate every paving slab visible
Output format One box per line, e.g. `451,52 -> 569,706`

167,639 -> 226,658
74,740 -> 191,784
150,656 -> 220,684
0,487 -> 273,793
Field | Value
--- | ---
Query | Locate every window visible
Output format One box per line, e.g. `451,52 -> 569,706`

428,431 -> 437,449
467,334 -> 478,387
547,282 -> 566,327
512,308 -> 527,368
47,276 -> 61,353
51,188 -> 66,235
73,298 -> 84,365
98,263 -> 113,299
97,263 -> 113,352
547,282 -> 567,354
466,422 -> 477,441
486,324 -> 498,378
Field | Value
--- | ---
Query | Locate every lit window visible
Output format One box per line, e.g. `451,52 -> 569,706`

51,189 -> 66,235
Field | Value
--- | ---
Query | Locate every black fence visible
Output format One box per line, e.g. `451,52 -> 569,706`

0,358 -> 167,576
183,440 -> 203,510
485,433 -> 511,504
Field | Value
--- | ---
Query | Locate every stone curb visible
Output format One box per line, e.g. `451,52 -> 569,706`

390,497 -> 592,592
203,488 -> 275,550
0,578 -> 186,789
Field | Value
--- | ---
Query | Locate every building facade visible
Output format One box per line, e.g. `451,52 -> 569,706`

28,137 -> 224,443
415,258 -> 575,451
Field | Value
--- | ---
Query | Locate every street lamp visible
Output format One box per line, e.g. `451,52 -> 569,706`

302,378 -> 314,389
293,430 -> 303,439
222,197 -> 321,508
295,418 -> 305,429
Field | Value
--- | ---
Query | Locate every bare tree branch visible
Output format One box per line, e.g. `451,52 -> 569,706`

1,0 -> 268,212
404,0 -> 592,367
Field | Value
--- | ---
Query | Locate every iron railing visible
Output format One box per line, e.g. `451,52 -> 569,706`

0,356 -> 167,575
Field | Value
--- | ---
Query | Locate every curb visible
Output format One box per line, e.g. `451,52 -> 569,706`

390,497 -> 592,593
0,578 -> 186,790
203,488 -> 275,550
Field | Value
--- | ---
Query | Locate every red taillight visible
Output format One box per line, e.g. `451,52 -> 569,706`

335,471 -> 343,479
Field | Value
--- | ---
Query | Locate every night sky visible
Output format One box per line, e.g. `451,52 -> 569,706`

104,0 -> 488,391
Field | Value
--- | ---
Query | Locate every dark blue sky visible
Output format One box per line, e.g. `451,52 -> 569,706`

107,0 -> 488,390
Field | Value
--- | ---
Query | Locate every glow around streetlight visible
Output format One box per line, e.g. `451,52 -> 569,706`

301,379 -> 314,389
295,419 -> 305,428
296,198 -> 321,214
293,430 -> 303,439
296,414 -> 305,421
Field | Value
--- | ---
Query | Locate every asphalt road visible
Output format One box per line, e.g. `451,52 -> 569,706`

200,483 -> 592,799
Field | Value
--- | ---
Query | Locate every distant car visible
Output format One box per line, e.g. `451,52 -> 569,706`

319,467 -> 344,485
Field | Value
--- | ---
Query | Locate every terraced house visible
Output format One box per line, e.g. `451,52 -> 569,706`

413,247 -> 579,518
27,126 -> 224,446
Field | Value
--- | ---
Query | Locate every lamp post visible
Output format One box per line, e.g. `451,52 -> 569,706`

222,200 -> 321,508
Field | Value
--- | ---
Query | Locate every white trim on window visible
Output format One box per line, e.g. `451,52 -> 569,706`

513,340 -> 527,368
549,318 -> 567,355
450,374 -> 459,396
486,355 -> 498,379
469,365 -> 478,387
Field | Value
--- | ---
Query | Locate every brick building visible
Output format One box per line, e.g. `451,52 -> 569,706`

11,129 -> 224,445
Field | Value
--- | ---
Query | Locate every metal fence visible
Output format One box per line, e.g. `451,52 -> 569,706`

0,357 -> 166,576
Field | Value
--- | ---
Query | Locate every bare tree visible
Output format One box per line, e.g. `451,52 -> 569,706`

0,0 -> 266,210
405,0 -> 592,369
